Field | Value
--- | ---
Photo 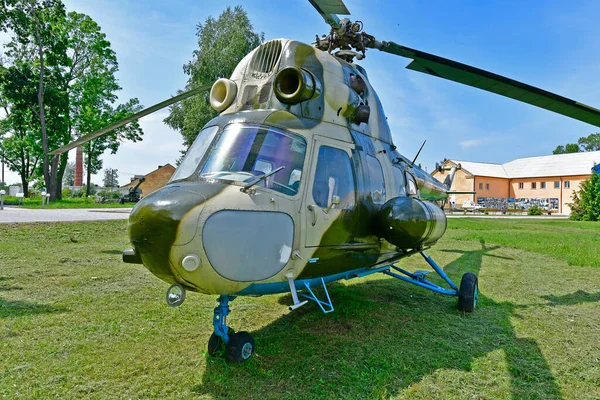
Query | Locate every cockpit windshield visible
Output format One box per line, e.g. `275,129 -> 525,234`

199,124 -> 306,196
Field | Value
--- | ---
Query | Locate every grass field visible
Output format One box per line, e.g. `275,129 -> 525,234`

1,219 -> 599,399
2,196 -> 133,209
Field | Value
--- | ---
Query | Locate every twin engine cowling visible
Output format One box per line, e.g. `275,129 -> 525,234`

378,197 -> 447,249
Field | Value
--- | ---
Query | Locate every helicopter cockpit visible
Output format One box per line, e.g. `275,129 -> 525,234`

170,123 -> 306,197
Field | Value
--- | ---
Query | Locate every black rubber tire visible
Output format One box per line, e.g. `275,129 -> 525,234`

208,327 -> 235,357
207,333 -> 225,357
226,331 -> 255,363
458,272 -> 478,312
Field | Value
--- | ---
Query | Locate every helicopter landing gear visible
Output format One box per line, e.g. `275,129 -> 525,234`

381,251 -> 479,313
457,273 -> 478,312
209,295 -> 255,363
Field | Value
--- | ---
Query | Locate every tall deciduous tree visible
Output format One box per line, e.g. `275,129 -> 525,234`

1,5 -> 144,199
0,57 -> 42,196
553,143 -> 580,154
553,133 -> 600,154
102,167 -> 118,188
569,171 -> 600,221
578,133 -> 600,152
165,6 -> 263,149
79,99 -> 143,196
1,0 -> 68,201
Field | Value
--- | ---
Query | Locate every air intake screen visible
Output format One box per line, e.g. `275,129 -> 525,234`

248,40 -> 282,79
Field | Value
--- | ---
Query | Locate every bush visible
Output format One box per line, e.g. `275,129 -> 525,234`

98,189 -> 121,200
569,172 -> 600,221
528,204 -> 542,216
62,188 -> 72,198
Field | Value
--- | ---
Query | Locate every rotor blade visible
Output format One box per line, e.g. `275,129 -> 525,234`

308,0 -> 350,30
375,41 -> 600,128
50,84 -> 213,155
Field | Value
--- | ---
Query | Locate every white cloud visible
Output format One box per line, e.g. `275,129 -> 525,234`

460,138 -> 497,149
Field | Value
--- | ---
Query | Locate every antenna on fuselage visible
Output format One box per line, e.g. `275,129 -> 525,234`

411,140 -> 426,166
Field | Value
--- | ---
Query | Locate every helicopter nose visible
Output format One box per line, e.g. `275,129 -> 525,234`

128,183 -> 230,283
128,185 -> 184,282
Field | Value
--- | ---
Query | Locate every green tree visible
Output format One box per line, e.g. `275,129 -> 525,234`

0,58 -> 43,197
553,143 -> 580,154
569,172 -> 600,221
578,133 -> 600,152
2,5 -> 142,200
1,0 -> 69,202
102,167 -> 118,188
79,99 -> 143,196
164,6 -> 263,149
553,132 -> 600,154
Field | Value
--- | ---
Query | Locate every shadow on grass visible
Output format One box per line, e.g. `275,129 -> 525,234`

0,297 -> 68,319
542,290 -> 600,307
194,241 -> 560,400
100,250 -> 123,255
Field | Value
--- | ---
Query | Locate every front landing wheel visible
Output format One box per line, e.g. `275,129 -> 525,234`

207,332 -> 225,357
458,272 -> 478,312
226,331 -> 255,363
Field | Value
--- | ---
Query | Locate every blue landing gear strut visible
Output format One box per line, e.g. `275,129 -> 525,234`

208,295 -> 255,363
382,251 -> 479,312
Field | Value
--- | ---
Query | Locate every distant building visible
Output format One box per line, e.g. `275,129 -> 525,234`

432,151 -> 600,214
121,164 -> 176,198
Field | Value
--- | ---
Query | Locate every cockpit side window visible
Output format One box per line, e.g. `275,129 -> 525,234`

170,126 -> 219,182
312,146 -> 356,210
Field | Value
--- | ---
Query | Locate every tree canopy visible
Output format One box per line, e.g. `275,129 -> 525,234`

164,6 -> 263,149
0,1 -> 144,199
553,132 -> 600,154
103,167 -> 118,188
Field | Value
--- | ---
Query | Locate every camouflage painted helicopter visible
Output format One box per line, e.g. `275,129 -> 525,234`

52,0 -> 600,363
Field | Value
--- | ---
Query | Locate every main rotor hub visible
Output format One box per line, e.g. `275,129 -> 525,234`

314,19 -> 381,62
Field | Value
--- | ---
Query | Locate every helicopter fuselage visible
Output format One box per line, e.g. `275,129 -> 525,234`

126,39 -> 449,296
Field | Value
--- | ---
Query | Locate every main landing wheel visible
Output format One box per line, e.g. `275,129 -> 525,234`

458,272 -> 478,312
207,330 -> 255,363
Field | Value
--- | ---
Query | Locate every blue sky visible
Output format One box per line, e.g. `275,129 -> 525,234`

3,0 -> 600,185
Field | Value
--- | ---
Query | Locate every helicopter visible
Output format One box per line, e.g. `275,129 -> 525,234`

51,0 -> 600,363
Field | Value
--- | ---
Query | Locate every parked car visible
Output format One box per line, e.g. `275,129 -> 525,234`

462,200 -> 483,212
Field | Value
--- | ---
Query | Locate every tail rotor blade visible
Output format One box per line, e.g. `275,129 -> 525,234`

50,83 -> 213,155
374,41 -> 600,128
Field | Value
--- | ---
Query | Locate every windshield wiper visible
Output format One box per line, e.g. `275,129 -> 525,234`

241,166 -> 285,192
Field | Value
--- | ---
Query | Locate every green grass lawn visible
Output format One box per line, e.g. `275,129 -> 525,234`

1,219 -> 599,399
3,196 -> 133,209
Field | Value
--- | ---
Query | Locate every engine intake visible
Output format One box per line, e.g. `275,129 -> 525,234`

273,66 -> 319,104
210,78 -> 237,112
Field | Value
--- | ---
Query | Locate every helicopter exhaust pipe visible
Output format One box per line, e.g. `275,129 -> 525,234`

210,78 -> 238,112
273,66 -> 319,104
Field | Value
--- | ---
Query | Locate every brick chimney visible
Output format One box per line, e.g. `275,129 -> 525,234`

74,146 -> 83,187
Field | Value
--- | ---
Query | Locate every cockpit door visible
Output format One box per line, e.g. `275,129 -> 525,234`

303,136 -> 357,247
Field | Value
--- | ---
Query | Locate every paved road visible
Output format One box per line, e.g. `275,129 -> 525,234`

0,207 -> 132,224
